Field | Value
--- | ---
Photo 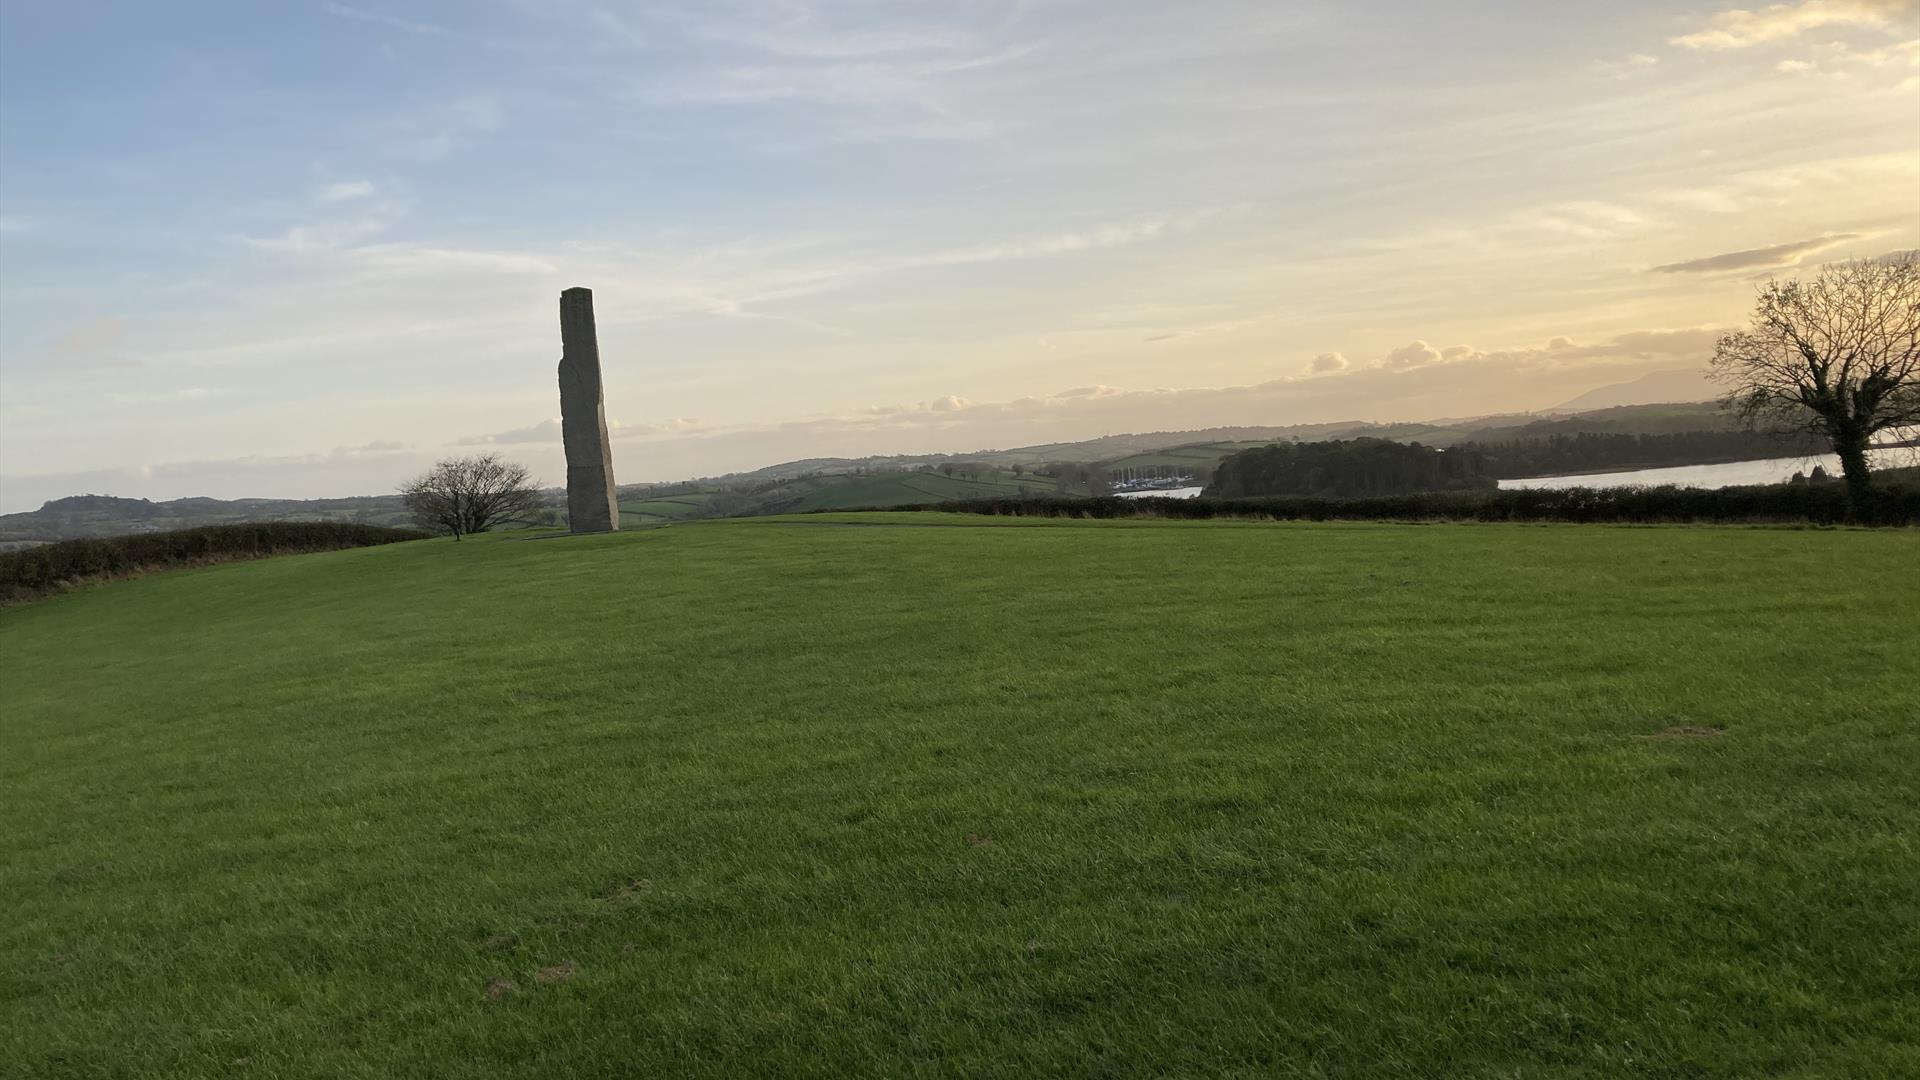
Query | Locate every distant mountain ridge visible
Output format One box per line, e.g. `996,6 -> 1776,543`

1552,368 -> 1718,412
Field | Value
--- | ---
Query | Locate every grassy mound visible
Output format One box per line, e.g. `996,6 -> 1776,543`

3,515 -> 1916,1077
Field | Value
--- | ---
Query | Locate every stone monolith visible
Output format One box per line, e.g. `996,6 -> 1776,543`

558,287 -> 619,533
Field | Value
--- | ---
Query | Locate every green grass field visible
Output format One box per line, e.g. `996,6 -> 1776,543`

618,492 -> 714,524
779,470 -> 1059,511
1103,441 -> 1266,473
4,516 -> 1917,1077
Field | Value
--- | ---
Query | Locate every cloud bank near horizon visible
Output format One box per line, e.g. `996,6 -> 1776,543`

0,327 -> 1723,511
450,327 -> 1726,448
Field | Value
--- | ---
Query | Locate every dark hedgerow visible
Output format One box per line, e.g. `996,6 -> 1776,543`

0,522 -> 427,605
914,483 -> 1920,526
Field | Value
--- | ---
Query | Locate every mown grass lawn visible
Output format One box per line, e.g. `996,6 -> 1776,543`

3,515 -> 1916,1078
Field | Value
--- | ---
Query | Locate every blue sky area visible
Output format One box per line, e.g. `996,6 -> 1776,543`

1,1 -> 1915,508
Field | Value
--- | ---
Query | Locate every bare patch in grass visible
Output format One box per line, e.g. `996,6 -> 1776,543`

536,961 -> 577,984
596,878 -> 652,902
479,934 -> 518,952
483,977 -> 516,1001
51,861 -> 113,886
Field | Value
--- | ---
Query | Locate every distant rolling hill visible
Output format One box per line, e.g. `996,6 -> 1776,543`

774,470 -> 1061,512
0,493 -> 422,547
5,402 -> 1745,543
1553,368 -> 1718,412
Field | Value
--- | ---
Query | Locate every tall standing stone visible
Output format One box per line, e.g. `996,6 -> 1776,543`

558,287 -> 619,533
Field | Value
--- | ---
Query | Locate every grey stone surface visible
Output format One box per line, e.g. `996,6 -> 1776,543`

557,287 -> 619,533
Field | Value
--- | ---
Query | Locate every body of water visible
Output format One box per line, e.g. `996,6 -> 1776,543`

1114,486 -> 1205,500
1499,447 -> 1911,491
1106,446 -> 1914,497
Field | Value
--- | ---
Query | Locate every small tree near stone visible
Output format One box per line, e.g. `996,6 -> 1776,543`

401,454 -> 544,540
1711,253 -> 1920,504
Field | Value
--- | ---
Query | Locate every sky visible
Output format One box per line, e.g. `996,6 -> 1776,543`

0,0 -> 1916,511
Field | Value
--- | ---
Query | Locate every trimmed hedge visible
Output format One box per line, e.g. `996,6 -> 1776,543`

0,522 -> 427,605
920,483 -> 1920,526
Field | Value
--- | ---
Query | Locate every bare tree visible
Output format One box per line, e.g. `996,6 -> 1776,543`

400,454 -> 545,539
1711,253 -> 1920,502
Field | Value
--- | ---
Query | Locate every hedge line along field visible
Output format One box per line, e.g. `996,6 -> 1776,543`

3,515 -> 1917,1078
0,522 -> 426,604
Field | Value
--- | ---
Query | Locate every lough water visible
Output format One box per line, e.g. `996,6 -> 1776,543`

1105,447 -> 1914,498
1500,447 -> 1912,491
1114,486 -> 1205,500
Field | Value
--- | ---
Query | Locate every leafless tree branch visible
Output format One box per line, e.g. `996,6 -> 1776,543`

400,454 -> 545,540
1711,252 -> 1920,501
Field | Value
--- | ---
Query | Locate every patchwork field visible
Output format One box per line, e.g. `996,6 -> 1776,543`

778,470 -> 1060,511
3,516 -> 1917,1077
1101,441 -> 1267,474
617,492 -> 716,525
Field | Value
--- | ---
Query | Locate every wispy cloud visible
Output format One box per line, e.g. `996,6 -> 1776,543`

244,219 -> 392,255
1593,53 -> 1661,79
1650,233 -> 1863,273
401,95 -> 502,160
317,180 -> 376,202
1671,0 -> 1915,50
7,2 -> 1918,506
1143,314 -> 1263,345
1648,152 -> 1920,213
105,386 -> 224,406
601,2 -> 1052,148
345,243 -> 557,278
458,418 -> 560,445
1768,34 -> 1920,73
572,208 -> 1237,320
1371,198 -> 1658,254
52,316 -> 128,356
323,2 -> 451,38
1506,201 -> 1654,241
912,211 -> 1227,269
648,1 -> 974,61
459,415 -> 712,446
